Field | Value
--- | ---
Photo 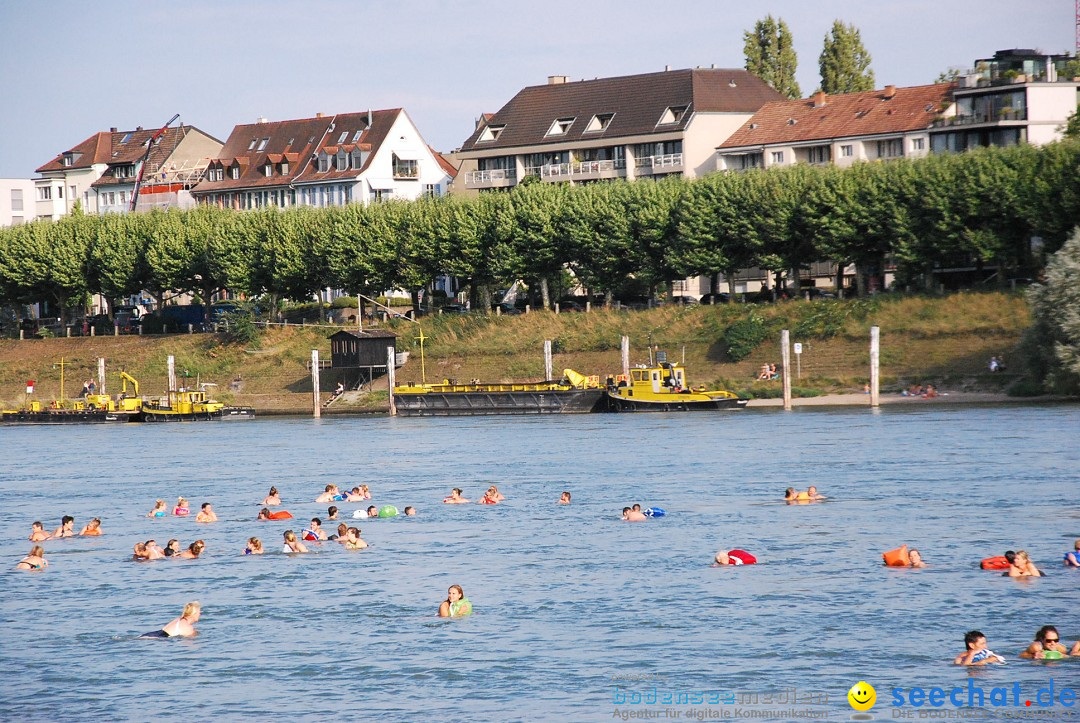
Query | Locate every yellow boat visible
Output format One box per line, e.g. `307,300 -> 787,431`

394,369 -> 605,416
604,359 -> 746,412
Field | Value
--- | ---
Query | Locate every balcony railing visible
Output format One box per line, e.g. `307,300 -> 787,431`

464,168 -> 517,185
539,159 -> 626,179
931,109 -> 1027,128
393,165 -> 419,179
636,153 -> 684,170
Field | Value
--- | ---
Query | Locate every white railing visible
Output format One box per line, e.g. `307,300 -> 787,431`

464,168 -> 517,185
652,153 -> 683,169
540,159 -> 626,178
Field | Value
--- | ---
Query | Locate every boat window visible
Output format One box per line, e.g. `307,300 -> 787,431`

632,371 -> 646,381
652,372 -> 659,381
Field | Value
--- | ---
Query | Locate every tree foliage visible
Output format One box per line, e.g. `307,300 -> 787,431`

743,15 -> 801,99
819,20 -> 874,94
1024,228 -> 1080,394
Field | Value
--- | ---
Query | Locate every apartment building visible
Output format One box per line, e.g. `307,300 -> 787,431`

717,84 -> 953,171
191,109 -> 454,209
929,49 -> 1080,152
0,179 -> 36,226
453,67 -> 784,194
34,125 -> 222,218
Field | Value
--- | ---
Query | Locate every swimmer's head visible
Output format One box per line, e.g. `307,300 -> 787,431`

360,485 -> 369,493
784,488 -> 796,499
560,492 -> 571,503
182,601 -> 201,620
201,503 -> 212,512
62,515 -> 74,526
337,523 -> 348,535
1004,550 -> 1016,564
964,630 -> 986,650
311,518 -> 321,527
327,506 -> 338,518
29,545 -> 44,557
258,508 -> 271,520
1016,550 -> 1030,563
133,542 -> 146,553
404,506 -> 416,516
176,498 -> 186,506
452,488 -> 463,496
88,518 -> 100,529
448,585 -> 464,601
714,551 -> 730,565
909,549 -> 923,565
324,484 -> 334,492
622,507 -> 631,517
166,539 -> 180,552
32,521 -> 43,530
283,530 -> 297,542
632,504 -> 641,512
1074,539 -> 1080,552
367,506 -> 377,516
268,486 -> 278,496
190,540 -> 205,556
1035,625 -> 1060,644
807,486 -> 818,496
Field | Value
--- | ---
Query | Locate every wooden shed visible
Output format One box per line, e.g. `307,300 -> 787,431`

330,329 -> 398,371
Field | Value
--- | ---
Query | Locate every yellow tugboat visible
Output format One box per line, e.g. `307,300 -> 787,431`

137,384 -> 254,422
603,354 -> 746,412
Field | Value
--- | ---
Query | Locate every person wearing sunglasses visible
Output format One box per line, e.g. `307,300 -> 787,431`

1019,626 -> 1080,659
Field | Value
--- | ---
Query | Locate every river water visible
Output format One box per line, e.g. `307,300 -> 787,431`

1,404 -> 1078,721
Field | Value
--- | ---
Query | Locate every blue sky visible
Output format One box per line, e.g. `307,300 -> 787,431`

0,0 -> 1070,178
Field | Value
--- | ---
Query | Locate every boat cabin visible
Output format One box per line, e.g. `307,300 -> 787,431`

615,363 -> 687,394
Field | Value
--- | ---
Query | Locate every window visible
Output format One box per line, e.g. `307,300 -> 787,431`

770,151 -> 784,164
338,131 -> 348,144
38,187 -> 52,201
256,138 -> 269,151
62,154 -> 73,167
911,137 -> 925,151
840,145 -> 853,157
334,151 -> 347,171
264,164 -> 272,177
119,191 -> 126,205
372,188 -> 390,203
585,113 -> 615,132
423,183 -> 439,198
392,154 -> 418,178
736,153 -> 763,170
120,132 -> 133,144
317,154 -> 329,173
248,139 -> 258,150
807,146 -> 831,164
58,186 -> 63,198
545,117 -> 575,137
230,166 -> 240,179
11,189 -> 22,211
478,124 -> 505,142
658,105 -> 689,125
281,162 -> 289,175
108,192 -> 115,205
351,130 -> 363,143
69,185 -> 77,200
877,139 -> 903,158
351,150 -> 365,170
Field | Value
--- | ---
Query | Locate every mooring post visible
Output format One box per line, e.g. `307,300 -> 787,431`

19,329 -> 23,340
167,355 -> 176,392
870,326 -> 880,408
312,350 -> 321,418
387,346 -> 397,416
554,303 -> 560,315
98,358 -> 106,395
90,326 -> 95,337
621,335 -> 630,377
781,330 -> 792,411
544,340 -> 553,381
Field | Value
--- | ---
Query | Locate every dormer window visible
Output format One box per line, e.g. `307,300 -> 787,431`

264,163 -> 272,177
584,113 -> 614,133
545,117 -> 575,137
338,131 -> 348,144
120,132 -> 133,144
62,154 -> 74,167
317,152 -> 329,173
230,166 -> 240,180
280,161 -> 289,175
256,138 -> 269,151
478,124 -> 505,142
658,105 -> 689,125
351,150 -> 365,170
335,150 -> 347,171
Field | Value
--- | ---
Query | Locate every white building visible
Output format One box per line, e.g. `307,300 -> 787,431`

0,179 -> 36,226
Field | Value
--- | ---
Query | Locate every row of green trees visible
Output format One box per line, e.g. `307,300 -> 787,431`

1,142 -> 1078,322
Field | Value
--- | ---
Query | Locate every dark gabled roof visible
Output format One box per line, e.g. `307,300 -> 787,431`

458,68 -> 784,152
38,125 -> 212,176
719,83 -> 953,149
90,126 -> 211,188
192,109 -> 401,193
331,329 -> 398,339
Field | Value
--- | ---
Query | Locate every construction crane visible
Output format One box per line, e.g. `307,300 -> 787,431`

128,113 -> 180,212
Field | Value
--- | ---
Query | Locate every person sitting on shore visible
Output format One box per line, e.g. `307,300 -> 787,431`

315,485 -> 339,503
245,537 -> 264,555
178,540 -> 205,559
438,585 -> 472,618
173,498 -> 190,517
16,545 -> 48,570
52,515 -> 76,538
261,487 -> 281,506
1019,625 -> 1077,659
28,521 -> 51,542
343,527 -> 368,550
164,539 -> 181,557
195,503 -> 218,523
954,630 -> 1006,665
1064,539 -> 1080,567
159,602 -> 201,638
1005,550 -> 1044,577
303,518 -> 327,542
559,491 -> 572,505
282,530 -> 308,553
147,500 -> 168,518
443,488 -> 470,504
989,356 -> 1005,373
712,549 -> 757,566
145,540 -> 165,560
922,384 -> 938,399
757,364 -> 771,381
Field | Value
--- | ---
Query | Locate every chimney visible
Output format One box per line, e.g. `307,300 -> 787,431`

883,85 -> 897,99
315,113 -> 324,118
547,75 -> 568,85
812,90 -> 827,108
136,126 -> 143,131
367,109 -> 372,127
257,116 -> 268,123
110,127 -> 117,133
664,64 -> 671,72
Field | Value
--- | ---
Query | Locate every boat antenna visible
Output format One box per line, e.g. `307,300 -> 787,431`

355,292 -> 426,385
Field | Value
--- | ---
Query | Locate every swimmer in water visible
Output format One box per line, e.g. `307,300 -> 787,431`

304,518 -> 328,541
712,549 -> 757,566
359,484 -> 372,499
80,517 -> 103,536
159,601 -> 201,638
478,487 -> 501,505
1019,625 -> 1076,659
365,506 -> 378,518
315,484 -> 339,504
330,522 -> 348,541
1064,539 -> 1080,568
282,530 -> 308,553
52,515 -> 76,538
28,521 -> 50,542
487,485 -> 505,502
195,503 -> 218,523
559,491 -> 571,505
623,506 -> 647,522
173,498 -> 190,517
144,540 -> 165,560
909,549 -> 927,568
954,630 -> 1006,665
1005,550 -> 1044,578
245,537 -> 263,555
784,487 -> 797,502
261,486 -> 281,506
147,500 -> 168,518
438,584 -> 472,618
806,486 -> 826,500
343,527 -> 368,550
327,506 -> 338,521
164,539 -> 181,557
133,542 -> 150,561
16,545 -> 47,570
443,488 -> 470,504
404,506 -> 416,516
178,540 -> 205,559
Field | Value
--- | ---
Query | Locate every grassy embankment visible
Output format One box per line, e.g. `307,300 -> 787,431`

0,291 -> 1032,412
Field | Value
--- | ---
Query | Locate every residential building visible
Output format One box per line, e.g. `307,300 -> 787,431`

929,49 -> 1080,152
191,109 -> 453,209
34,125 -> 222,219
0,179 -> 36,226
453,67 -> 784,193
717,84 -> 953,171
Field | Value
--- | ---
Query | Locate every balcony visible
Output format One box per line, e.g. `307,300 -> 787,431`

635,153 -> 684,175
463,168 -> 517,189
540,159 -> 626,182
931,109 -> 1027,129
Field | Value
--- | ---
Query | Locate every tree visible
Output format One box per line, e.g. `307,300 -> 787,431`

743,15 -> 801,99
819,20 -> 874,94
1024,228 -> 1080,395
934,68 -> 962,84
1062,105 -> 1080,140
559,183 -> 636,306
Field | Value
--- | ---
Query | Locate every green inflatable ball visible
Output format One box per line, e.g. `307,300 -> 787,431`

378,505 -> 398,518
1042,650 -> 1064,660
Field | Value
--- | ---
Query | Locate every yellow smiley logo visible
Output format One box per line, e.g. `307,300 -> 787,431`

847,681 -> 876,712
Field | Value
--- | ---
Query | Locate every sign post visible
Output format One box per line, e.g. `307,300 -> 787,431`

26,380 -> 34,398
793,342 -> 803,379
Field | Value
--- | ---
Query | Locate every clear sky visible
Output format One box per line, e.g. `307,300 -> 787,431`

0,0 -> 1071,178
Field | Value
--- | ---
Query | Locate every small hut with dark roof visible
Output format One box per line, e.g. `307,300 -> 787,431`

330,329 -> 399,378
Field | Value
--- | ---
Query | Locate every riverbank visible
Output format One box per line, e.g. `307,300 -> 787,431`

0,291 -> 1042,412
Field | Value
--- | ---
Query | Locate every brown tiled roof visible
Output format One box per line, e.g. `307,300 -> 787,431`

459,68 -> 784,152
38,125 -> 209,176
193,109 -> 401,193
719,83 -> 953,149
430,147 -> 458,178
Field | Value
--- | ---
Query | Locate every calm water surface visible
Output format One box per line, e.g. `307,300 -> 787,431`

1,404 -> 1078,721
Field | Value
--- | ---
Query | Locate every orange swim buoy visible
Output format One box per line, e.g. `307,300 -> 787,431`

268,510 -> 293,520
882,545 -> 911,567
980,555 -> 1010,570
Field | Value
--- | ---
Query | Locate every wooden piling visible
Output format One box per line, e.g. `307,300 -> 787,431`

544,340 -> 553,381
781,330 -> 792,411
621,335 -> 630,377
311,350 -> 321,418
870,326 -> 880,408
167,355 -> 176,392
98,358 -> 106,395
387,346 -> 397,416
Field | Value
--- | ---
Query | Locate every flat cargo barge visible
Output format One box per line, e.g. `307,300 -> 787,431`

393,370 -> 605,416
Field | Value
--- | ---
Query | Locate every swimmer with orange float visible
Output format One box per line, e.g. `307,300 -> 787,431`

80,517 -> 103,536
141,601 -> 201,638
438,585 -> 472,617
